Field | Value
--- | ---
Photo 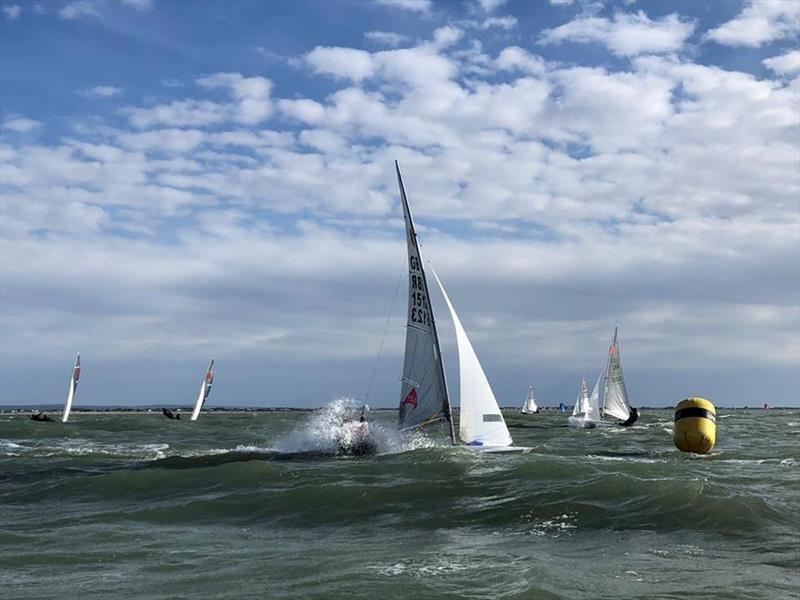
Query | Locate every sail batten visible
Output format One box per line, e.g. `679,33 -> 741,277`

396,162 -> 455,442
430,267 -> 513,448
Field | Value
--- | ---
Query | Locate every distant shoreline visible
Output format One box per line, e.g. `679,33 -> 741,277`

2,405 -> 797,414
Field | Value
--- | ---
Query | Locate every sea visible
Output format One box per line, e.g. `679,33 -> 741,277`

1,400 -> 798,600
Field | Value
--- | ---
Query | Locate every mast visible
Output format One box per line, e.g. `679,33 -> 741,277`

396,161 -> 456,444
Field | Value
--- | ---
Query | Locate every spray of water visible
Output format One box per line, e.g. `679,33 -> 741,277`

276,397 -> 442,455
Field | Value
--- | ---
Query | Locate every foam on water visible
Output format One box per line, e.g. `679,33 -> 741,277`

275,397 -> 438,455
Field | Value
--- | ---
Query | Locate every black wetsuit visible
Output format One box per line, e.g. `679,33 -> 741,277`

30,413 -> 54,422
620,407 -> 639,427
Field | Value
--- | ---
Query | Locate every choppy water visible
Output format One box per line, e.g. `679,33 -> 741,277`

1,402 -> 798,599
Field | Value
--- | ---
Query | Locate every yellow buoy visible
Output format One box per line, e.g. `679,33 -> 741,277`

674,397 -> 716,454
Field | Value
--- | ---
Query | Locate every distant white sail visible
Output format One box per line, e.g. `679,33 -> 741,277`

395,162 -> 455,442
430,268 -> 513,448
190,358 -> 215,422
572,377 -> 589,417
521,384 -> 538,414
602,325 -> 631,421
587,371 -> 602,422
62,353 -> 80,423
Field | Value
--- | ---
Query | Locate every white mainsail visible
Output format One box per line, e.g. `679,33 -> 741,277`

602,325 -> 631,421
521,384 -> 538,414
396,162 -> 455,442
430,268 -> 513,448
62,353 -> 80,423
587,371 -> 602,422
190,358 -> 215,422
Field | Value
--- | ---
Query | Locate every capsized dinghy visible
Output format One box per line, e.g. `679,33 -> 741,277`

61,353 -> 81,423
190,358 -> 215,422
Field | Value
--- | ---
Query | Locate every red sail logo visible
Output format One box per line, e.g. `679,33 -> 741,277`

402,388 -> 418,409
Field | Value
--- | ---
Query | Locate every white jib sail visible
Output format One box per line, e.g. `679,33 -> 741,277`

395,162 -> 454,440
191,358 -> 215,422
587,372 -> 602,422
603,326 -> 631,421
430,267 -> 513,448
62,353 -> 80,423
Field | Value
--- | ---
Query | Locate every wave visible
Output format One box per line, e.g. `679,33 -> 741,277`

274,397 -> 439,456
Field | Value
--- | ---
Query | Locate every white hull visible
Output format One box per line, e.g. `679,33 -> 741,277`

466,445 -> 531,454
568,415 -> 599,429
520,409 -> 539,415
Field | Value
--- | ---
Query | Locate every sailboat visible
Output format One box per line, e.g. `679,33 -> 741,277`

395,162 -> 526,453
520,384 -> 539,414
569,326 -> 638,429
396,161 -> 456,443
190,358 -> 215,422
601,325 -> 638,426
567,374 -> 601,428
61,353 -> 81,423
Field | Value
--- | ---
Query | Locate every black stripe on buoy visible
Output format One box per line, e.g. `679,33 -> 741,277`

674,407 -> 716,422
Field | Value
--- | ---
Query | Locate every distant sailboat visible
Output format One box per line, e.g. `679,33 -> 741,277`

568,374 -> 601,428
520,384 -> 539,414
395,162 -> 525,452
569,326 -> 638,428
62,353 -> 81,423
601,325 -> 638,426
190,358 -> 215,422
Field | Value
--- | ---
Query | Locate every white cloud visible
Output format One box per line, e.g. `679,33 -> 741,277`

549,0 -> 574,5
707,0 -> 800,47
495,46 -> 546,74
2,116 -> 43,133
2,4 -> 21,20
477,0 -> 506,12
432,25 -> 463,48
305,47 -> 375,82
480,16 -> 517,30
59,1 -> 102,20
375,0 -> 431,13
81,85 -> 124,98
278,98 -> 326,124
539,10 -> 696,56
364,30 -> 408,47
763,49 -> 800,75
120,0 -> 153,10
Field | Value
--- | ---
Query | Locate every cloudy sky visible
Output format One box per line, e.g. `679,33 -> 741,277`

1,0 -> 798,409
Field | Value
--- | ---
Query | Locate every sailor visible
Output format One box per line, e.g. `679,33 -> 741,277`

162,408 -> 180,420
619,407 -> 639,427
30,412 -> 54,422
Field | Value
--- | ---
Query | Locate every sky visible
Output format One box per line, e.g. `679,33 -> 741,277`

0,0 -> 798,409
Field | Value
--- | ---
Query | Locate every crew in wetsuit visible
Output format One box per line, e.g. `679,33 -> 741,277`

620,407 -> 639,427
30,412 -> 54,422
162,408 -> 180,420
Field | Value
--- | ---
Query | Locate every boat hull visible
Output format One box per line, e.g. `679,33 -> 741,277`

466,445 -> 531,454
